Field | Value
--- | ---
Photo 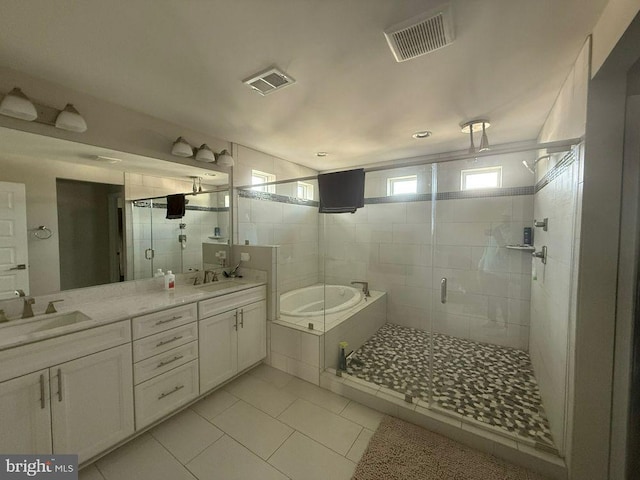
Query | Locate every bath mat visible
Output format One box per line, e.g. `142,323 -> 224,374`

352,416 -> 549,480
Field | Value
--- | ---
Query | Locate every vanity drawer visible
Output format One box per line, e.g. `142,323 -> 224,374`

133,323 -> 198,362
132,303 -> 197,340
199,286 -> 266,319
134,360 -> 199,429
133,341 -> 198,385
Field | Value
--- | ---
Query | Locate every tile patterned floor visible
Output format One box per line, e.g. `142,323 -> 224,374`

346,323 -> 555,447
80,365 -> 382,480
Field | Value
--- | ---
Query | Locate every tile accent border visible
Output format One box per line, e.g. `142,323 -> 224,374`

237,186 -> 534,208
238,188 -> 320,207
535,150 -> 576,193
132,200 -> 229,213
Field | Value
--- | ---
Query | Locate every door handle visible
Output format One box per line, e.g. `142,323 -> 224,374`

440,278 -> 447,304
9,264 -> 26,270
57,368 -> 62,402
39,374 -> 45,409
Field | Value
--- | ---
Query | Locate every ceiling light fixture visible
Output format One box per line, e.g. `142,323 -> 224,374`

171,136 -> 193,157
195,144 -> 215,163
461,120 -> 490,154
55,104 -> 87,132
216,149 -> 234,167
412,130 -> 432,139
316,152 -> 328,157
0,87 -> 38,121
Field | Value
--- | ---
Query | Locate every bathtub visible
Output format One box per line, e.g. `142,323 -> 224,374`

280,284 -> 362,317
272,283 -> 387,383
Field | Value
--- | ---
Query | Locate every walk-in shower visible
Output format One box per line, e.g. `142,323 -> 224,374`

236,142 -> 579,456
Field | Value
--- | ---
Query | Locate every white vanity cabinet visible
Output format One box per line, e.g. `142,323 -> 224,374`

51,344 -> 134,462
0,320 -> 133,464
0,370 -> 52,454
132,303 -> 200,429
199,286 -> 267,392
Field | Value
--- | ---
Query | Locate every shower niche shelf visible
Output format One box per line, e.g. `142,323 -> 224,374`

506,245 -> 535,251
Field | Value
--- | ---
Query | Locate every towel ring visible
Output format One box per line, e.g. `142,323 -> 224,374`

33,226 -> 53,240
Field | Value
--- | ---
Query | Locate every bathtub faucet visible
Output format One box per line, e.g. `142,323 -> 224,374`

351,281 -> 370,297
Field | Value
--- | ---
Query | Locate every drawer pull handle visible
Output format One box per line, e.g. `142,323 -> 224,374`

158,384 -> 184,400
240,309 -> 244,328
57,368 -> 62,402
155,315 -> 183,326
39,374 -> 45,409
156,355 -> 184,369
156,335 -> 184,347
234,311 -> 238,331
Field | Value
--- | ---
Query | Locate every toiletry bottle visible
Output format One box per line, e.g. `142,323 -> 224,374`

338,341 -> 349,370
154,269 -> 164,278
164,270 -> 175,291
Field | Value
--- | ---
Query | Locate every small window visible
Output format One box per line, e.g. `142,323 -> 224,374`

461,166 -> 502,190
297,181 -> 314,200
251,169 -> 276,193
387,175 -> 417,196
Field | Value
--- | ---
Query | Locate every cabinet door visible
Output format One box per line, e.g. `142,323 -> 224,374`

237,300 -> 267,372
199,310 -> 238,393
51,344 -> 134,463
0,370 -> 51,454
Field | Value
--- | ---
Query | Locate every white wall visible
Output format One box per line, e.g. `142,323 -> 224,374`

321,152 -> 535,350
234,145 -> 320,296
529,39 -> 590,457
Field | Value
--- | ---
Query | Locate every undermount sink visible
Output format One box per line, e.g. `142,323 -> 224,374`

195,280 -> 245,293
0,311 -> 92,339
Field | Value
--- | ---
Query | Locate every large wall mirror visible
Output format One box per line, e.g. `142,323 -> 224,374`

0,127 -> 230,298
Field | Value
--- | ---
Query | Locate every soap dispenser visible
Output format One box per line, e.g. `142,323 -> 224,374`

164,270 -> 175,291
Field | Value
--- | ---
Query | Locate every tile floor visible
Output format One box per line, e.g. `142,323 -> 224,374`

346,323 -> 555,446
80,364 -> 383,480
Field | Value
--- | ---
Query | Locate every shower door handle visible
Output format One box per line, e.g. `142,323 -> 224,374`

440,278 -> 447,304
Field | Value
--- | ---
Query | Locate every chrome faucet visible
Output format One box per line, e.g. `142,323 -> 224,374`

351,281 -> 370,297
224,262 -> 242,278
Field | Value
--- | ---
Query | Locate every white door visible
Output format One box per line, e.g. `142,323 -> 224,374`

237,301 -> 267,372
0,181 -> 29,299
0,370 -> 52,454
51,344 -> 134,463
199,310 -> 238,392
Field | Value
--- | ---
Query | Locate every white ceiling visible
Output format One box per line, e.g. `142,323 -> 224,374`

0,0 -> 607,171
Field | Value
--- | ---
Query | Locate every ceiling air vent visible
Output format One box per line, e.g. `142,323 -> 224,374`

384,4 -> 455,62
243,67 -> 296,96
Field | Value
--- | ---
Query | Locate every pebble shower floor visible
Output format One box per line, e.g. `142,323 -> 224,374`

346,323 -> 555,447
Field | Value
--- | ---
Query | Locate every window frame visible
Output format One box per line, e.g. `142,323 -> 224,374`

386,175 -> 418,196
296,181 -> 314,201
251,169 -> 276,193
460,166 -> 503,191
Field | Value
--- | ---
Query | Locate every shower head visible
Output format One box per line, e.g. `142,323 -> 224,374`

522,154 -> 551,174
522,160 -> 535,174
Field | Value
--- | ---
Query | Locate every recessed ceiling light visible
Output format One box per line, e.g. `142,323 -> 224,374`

204,173 -> 217,176
412,131 -> 432,139
316,152 -> 328,157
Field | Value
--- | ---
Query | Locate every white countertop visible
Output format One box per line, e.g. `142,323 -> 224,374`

0,280 -> 266,351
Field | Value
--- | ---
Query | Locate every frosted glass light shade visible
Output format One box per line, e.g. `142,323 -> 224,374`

195,144 -> 215,162
216,149 -> 234,167
0,87 -> 38,121
171,136 -> 193,157
55,104 -> 87,132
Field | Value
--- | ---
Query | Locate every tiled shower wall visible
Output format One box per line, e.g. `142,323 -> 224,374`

321,153 -> 536,350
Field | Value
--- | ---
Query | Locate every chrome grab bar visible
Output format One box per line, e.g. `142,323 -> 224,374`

440,278 -> 447,304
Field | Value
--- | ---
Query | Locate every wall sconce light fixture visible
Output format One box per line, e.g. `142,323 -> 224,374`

0,87 -> 88,132
170,137 -> 234,167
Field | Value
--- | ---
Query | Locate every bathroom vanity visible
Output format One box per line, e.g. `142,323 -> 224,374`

0,280 -> 266,465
